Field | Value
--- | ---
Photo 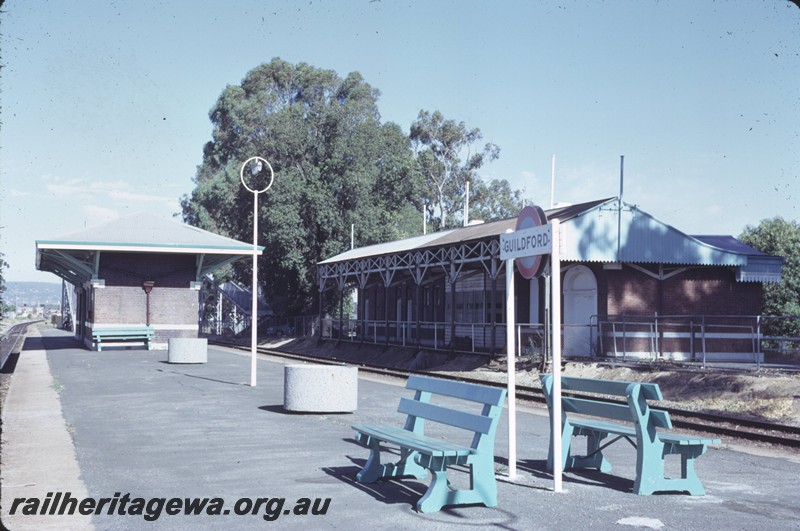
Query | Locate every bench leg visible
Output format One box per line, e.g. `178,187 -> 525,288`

547,422 -> 576,472
415,457 -> 497,513
635,443 -> 709,496
568,431 -> 613,473
356,439 -> 427,483
549,424 -> 612,473
414,456 -> 497,513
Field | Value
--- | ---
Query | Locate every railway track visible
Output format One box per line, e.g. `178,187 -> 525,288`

0,322 -> 33,371
212,339 -> 800,451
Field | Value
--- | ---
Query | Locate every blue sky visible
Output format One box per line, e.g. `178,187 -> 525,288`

2,0 -> 798,282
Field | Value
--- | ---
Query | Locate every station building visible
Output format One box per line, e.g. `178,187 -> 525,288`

317,198 -> 784,361
35,213 -> 259,350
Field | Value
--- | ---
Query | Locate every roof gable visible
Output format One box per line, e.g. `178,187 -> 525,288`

35,213 -> 258,286
36,213 -> 257,252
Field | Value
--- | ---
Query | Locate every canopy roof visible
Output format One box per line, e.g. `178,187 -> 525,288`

319,198 -> 783,284
36,213 -> 261,286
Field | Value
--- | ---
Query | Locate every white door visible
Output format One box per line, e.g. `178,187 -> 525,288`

563,266 -> 597,356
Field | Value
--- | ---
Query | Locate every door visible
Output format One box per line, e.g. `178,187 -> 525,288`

563,266 -> 597,356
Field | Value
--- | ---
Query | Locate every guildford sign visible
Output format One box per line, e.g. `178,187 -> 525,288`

500,205 -> 550,278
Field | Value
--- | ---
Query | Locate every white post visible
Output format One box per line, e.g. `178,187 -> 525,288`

550,154 -> 556,209
505,254 -> 517,481
551,219 -> 563,492
239,156 -> 274,388
251,192 -> 258,387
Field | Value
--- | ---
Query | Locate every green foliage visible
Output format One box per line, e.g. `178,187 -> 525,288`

739,217 -> 800,337
182,58 -> 418,316
470,177 -> 525,222
410,110 -> 500,230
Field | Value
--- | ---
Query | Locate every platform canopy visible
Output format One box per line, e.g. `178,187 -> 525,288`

318,197 -> 783,286
36,213 -> 262,286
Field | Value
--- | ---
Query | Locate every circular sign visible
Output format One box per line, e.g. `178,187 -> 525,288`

240,156 -> 274,194
515,205 -> 549,279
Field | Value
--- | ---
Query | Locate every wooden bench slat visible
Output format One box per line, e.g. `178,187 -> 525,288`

352,424 -> 473,457
562,397 -> 633,423
397,398 -> 493,434
657,432 -> 721,446
406,375 -> 505,405
561,397 -> 672,429
560,375 -> 662,400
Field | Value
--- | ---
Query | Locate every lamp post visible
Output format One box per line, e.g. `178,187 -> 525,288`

240,156 -> 274,387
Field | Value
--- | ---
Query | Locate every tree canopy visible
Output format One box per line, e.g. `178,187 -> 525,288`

469,177 -> 525,223
410,110 -> 500,230
739,217 -> 800,337
182,58 -> 523,317
182,58 -> 417,315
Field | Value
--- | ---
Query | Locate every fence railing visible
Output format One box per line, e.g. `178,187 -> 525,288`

199,313 -> 800,367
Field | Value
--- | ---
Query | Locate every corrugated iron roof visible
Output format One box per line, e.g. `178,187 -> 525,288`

319,198 -> 612,265
318,198 -> 783,280
36,213 -> 259,252
35,213 -> 258,285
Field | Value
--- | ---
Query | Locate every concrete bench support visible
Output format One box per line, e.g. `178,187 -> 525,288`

284,364 -> 358,413
167,338 -> 208,364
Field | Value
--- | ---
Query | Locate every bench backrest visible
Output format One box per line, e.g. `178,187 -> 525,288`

540,374 -> 672,430
400,375 -> 506,451
92,326 -> 154,336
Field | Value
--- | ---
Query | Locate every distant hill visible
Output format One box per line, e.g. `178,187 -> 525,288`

4,282 -> 62,307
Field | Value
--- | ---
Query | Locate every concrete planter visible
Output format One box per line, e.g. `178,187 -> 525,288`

284,364 -> 358,413
167,338 -> 208,364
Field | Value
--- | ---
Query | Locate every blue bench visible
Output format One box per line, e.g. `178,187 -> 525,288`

541,374 -> 720,495
352,375 -> 507,513
91,326 -> 154,352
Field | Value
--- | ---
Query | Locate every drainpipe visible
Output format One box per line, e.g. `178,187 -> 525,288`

142,281 -> 155,326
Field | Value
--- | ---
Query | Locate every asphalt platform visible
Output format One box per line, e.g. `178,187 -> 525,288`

2,327 -> 799,530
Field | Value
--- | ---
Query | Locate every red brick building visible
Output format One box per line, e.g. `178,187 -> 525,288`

36,214 -> 258,350
318,198 -> 783,361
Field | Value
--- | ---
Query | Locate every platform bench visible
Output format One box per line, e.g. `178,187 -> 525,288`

92,326 -> 154,352
540,374 -> 720,495
351,375 -> 507,513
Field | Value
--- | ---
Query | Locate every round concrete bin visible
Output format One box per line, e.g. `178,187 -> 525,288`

167,338 -> 208,364
283,364 -> 358,413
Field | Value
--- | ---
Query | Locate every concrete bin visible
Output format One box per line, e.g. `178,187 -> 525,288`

167,338 -> 208,364
283,364 -> 358,413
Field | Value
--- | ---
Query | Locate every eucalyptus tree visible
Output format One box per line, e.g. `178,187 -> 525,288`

739,217 -> 800,338
182,58 -> 417,316
410,110 -> 500,230
469,177 -> 525,222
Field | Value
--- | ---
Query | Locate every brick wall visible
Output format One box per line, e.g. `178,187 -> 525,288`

91,252 -> 200,346
604,265 -> 763,316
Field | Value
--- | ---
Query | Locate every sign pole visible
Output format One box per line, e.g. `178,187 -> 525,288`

251,191 -> 259,387
239,156 -> 274,388
505,251 -> 517,481
551,218 -> 563,492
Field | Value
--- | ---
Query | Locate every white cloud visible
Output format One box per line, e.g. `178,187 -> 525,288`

107,189 -> 174,205
83,205 -> 120,222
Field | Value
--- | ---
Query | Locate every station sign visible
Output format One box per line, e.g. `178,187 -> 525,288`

500,205 -> 550,278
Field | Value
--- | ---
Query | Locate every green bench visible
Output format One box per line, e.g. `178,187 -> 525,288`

91,326 -> 154,352
540,374 -> 720,495
351,375 -> 507,513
